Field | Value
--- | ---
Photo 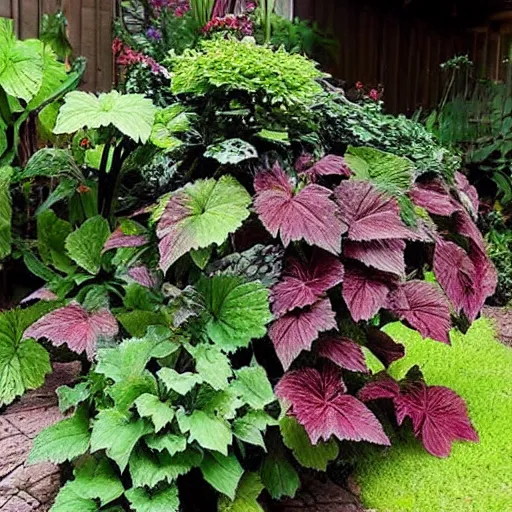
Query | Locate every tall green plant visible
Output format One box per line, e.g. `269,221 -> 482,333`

190,0 -> 216,27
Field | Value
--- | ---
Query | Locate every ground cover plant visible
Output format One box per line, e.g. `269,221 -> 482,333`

0,2 -> 501,511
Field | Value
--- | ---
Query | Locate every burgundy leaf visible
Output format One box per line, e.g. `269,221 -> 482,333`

358,374 -> 401,402
387,281 -> 451,344
334,181 -> 413,241
395,382 -> 479,458
254,163 -> 346,254
269,299 -> 337,370
344,239 -> 405,276
366,327 -> 405,367
317,337 -> 367,373
342,264 -> 392,322
456,210 -> 486,254
455,171 -> 479,216
409,181 -> 459,217
276,365 -> 390,445
127,265 -> 158,288
271,252 -> 344,316
20,287 -> 58,304
295,153 -> 314,173
24,303 -> 118,360
103,227 -> 148,252
301,155 -> 352,181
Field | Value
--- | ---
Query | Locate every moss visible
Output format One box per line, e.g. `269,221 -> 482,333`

355,319 -> 512,512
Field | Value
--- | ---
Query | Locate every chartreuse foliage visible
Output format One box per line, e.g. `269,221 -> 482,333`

355,319 -> 512,512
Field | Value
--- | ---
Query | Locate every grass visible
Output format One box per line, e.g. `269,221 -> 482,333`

355,318 -> 512,512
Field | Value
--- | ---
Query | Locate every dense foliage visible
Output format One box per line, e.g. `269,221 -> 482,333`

0,3 -> 500,511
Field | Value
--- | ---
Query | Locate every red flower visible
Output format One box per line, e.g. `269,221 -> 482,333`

369,89 -> 381,101
355,81 -> 364,90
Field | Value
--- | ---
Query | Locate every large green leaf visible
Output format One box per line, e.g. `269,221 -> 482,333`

90,409 -> 152,472
37,209 -> 74,272
54,90 -> 156,143
65,216 -> 110,274
200,452 -> 243,500
57,382 -> 91,413
145,433 -> 187,457
0,166 -> 12,259
231,365 -> 275,410
233,411 -> 277,449
280,416 -> 339,471
20,148 -> 83,181
158,368 -> 202,395
197,276 -> 272,352
218,472 -> 265,512
157,176 -> 251,271
150,104 -> 189,151
0,18 -> 43,102
126,486 -> 179,512
29,408 -> 91,464
260,451 -> 300,500
186,343 -> 232,390
135,393 -> 175,433
50,484 -> 97,512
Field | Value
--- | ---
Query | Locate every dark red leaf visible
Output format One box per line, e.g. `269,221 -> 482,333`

317,337 -> 367,373
269,299 -> 337,370
295,153 -> 314,173
254,163 -> 346,254
276,365 -> 390,445
366,327 -> 405,367
409,181 -> 459,217
127,265 -> 158,288
387,281 -> 451,344
103,227 -> 148,252
334,181 -> 413,241
271,252 -> 344,316
344,239 -> 405,276
358,374 -> 401,402
301,155 -> 352,181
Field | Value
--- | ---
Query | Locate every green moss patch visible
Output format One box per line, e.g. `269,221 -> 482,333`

355,319 -> 512,512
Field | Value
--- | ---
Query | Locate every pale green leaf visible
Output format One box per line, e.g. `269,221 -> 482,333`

231,366 -> 275,410
20,148 -> 82,180
90,409 -> 152,472
135,393 -> 175,433
65,216 -> 110,274
233,411 -> 277,449
260,452 -> 300,499
145,433 -> 187,456
57,382 -> 91,413
126,485 -> 179,512
204,138 -> 258,165
196,387 -> 244,420
50,484 -> 97,512
158,368 -> 202,395
54,90 -> 156,143
37,210 -> 74,272
197,276 -> 272,352
200,452 -> 243,500
280,416 -> 339,471
256,129 -> 290,145
187,344 -> 232,390
0,166 -> 12,259
29,408 -> 91,465
177,409 -> 232,455
218,472 -> 265,512
108,372 -> 158,411
150,104 -> 189,151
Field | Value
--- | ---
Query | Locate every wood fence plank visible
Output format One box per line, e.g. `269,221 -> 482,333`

0,2 -> 12,17
19,0 -> 40,38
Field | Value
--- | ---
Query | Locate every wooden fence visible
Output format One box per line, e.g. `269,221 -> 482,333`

0,0 -> 116,92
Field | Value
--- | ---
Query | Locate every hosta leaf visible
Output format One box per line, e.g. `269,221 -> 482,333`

197,276 -> 272,352
24,303 -> 118,360
218,472 -> 265,512
157,176 -> 251,272
65,216 -> 110,274
260,452 -> 300,500
0,166 -> 12,259
90,409 -> 152,472
230,365 -> 275,410
158,368 -> 202,395
57,382 -> 91,413
29,408 -> 91,464
135,393 -> 175,432
126,486 -> 179,512
254,163 -> 345,254
269,299 -> 337,370
145,433 -> 187,456
187,344 -> 232,390
177,410 -> 232,455
280,416 -> 339,471
54,90 -> 156,143
276,366 -> 390,445
317,336 -> 368,373
200,452 -> 243,500
204,138 -> 258,165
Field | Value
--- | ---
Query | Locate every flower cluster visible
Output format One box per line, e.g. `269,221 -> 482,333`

354,81 -> 382,102
150,0 -> 190,16
203,14 -> 254,37
112,38 -> 170,78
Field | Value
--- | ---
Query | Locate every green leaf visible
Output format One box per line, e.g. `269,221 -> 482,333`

196,387 -> 243,420
50,484 -> 97,512
20,148 -> 82,181
0,306 -> 54,407
90,409 -> 152,472
36,178 -> 78,215
29,408 -> 91,465
280,416 -> 339,471
260,452 -> 300,499
22,249 -> 60,282
135,393 -> 175,433
57,382 -> 91,413
187,344 -> 232,391
204,138 -> 258,165
177,409 -> 232,455
233,411 -> 277,449
218,472 -> 265,512
108,372 -> 158,411
126,486 -> 179,512
145,433 -> 187,456
158,368 -> 202,395
256,129 -> 290,145
85,144 -> 113,171
0,18 -> 43,102
158,176 -> 251,271
190,246 -> 212,269
129,447 -> 203,488
197,276 -> 272,352
65,216 -> 110,274
231,365 -> 275,410
54,90 -> 156,143
37,210 -> 74,272
345,146 -> 414,196
0,166 -> 12,259
116,310 -> 168,337
200,452 -> 243,500
150,104 -> 189,151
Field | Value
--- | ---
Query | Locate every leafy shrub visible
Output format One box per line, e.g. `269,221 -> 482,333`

355,319 -> 512,512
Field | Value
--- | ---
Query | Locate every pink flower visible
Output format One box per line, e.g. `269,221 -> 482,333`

369,89 -> 381,101
355,81 -> 364,90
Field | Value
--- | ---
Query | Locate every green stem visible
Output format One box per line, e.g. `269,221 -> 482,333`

0,87 -> 13,126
